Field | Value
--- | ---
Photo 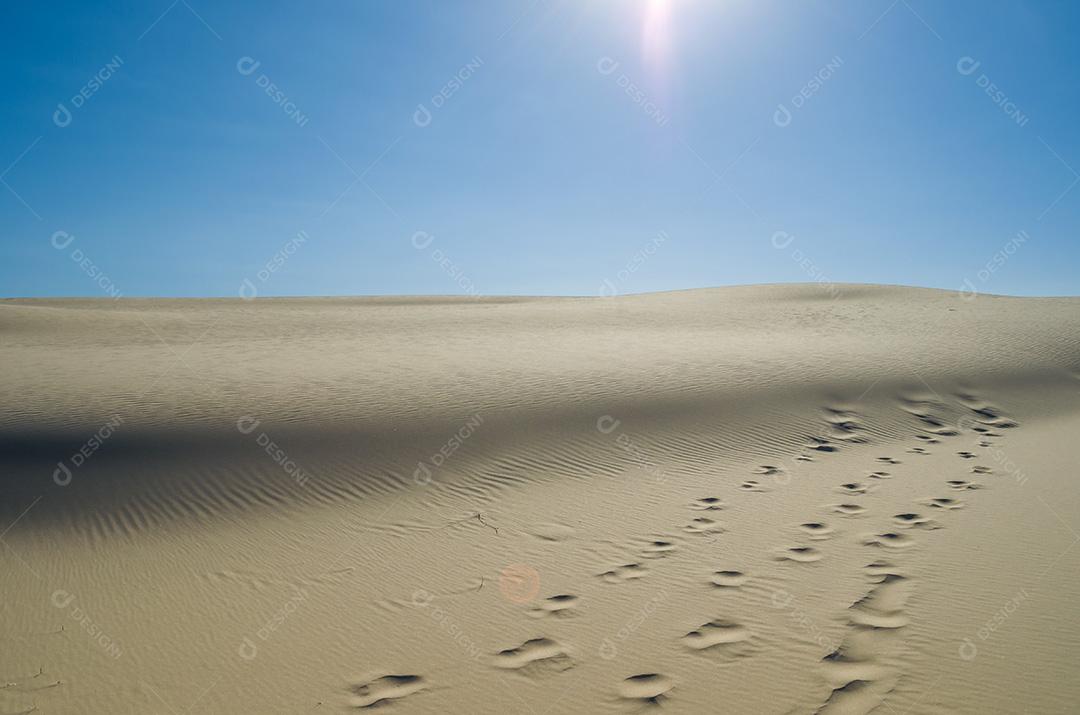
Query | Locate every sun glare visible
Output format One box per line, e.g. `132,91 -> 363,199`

642,0 -> 673,72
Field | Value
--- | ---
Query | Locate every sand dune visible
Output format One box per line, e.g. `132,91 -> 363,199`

2,284 -> 1079,713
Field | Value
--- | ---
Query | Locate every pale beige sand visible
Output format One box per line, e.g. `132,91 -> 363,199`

2,284 -> 1079,714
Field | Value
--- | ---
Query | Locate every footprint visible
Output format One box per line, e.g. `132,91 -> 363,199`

904,404 -> 947,429
912,412 -> 944,428
807,437 -> 839,453
864,560 -> 903,578
640,539 -> 677,558
825,409 -> 867,443
493,638 -> 573,673
816,571 -> 914,713
816,537 -> 919,713
828,419 -> 861,436
817,675 -> 898,714
910,404 -> 960,436
681,619 -> 752,651
618,673 -> 673,702
799,522 -> 835,540
683,517 -> 724,535
832,503 -> 866,517
958,396 -> 1019,428
947,480 -> 982,491
691,497 -> 725,511
868,471 -> 891,480
600,563 -> 647,584
891,513 -> 938,530
927,497 -> 964,510
740,480 -> 768,492
957,451 -> 976,459
863,532 -> 915,549
528,523 -> 576,542
821,631 -> 895,686
529,594 -> 579,618
754,465 -> 783,476
906,446 -> 929,455
710,570 -> 748,588
971,465 -> 992,474
839,482 -> 868,495
876,456 -> 901,465
776,546 -> 823,563
347,674 -> 426,708
848,574 -> 912,629
966,404 -> 1019,430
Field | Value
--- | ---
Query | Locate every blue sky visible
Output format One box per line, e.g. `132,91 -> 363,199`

2,0 -> 1078,298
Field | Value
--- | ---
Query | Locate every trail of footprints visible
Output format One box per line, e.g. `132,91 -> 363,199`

811,392 -> 1015,713
346,393 -> 1016,709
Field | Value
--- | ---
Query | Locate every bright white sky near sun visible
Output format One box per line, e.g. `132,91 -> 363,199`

3,0 -> 1079,297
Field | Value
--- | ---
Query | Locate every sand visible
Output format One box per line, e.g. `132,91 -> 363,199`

1,284 -> 1079,714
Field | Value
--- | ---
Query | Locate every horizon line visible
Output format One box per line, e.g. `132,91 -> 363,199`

3,282 -> 1079,302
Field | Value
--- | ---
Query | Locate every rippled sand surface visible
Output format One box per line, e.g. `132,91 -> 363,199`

2,285 -> 1079,713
